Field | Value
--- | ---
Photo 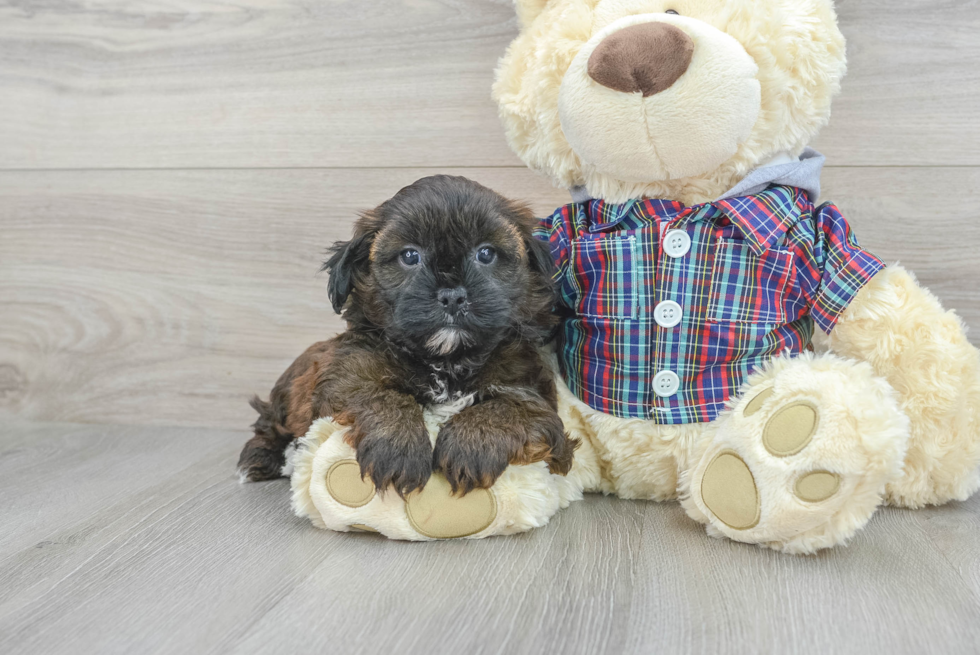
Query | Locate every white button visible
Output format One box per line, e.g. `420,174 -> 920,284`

664,230 -> 691,258
653,370 -> 680,397
654,300 -> 683,328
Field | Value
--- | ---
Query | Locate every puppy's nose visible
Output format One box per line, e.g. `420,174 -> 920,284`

587,21 -> 694,97
437,287 -> 468,315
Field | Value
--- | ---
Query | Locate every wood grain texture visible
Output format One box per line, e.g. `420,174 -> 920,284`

2,166 -> 978,430
0,0 -> 520,170
0,422 -> 978,655
1,0 -> 978,170
812,0 -> 980,165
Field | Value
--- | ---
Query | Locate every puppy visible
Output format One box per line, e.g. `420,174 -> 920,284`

237,175 -> 578,495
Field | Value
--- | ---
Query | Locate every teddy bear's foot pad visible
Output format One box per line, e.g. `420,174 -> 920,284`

406,475 -> 497,539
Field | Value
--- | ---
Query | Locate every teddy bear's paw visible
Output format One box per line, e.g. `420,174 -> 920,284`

296,418 -> 579,540
698,394 -> 835,532
690,357 -> 909,554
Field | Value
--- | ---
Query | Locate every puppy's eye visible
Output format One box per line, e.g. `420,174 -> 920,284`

665,9 -> 679,15
476,246 -> 496,265
400,248 -> 421,267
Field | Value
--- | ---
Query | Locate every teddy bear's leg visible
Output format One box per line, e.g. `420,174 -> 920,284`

821,265 -> 980,507
290,416 -> 582,540
682,353 -> 910,554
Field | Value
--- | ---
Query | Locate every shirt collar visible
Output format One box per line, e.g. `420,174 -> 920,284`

584,197 -> 685,232
713,185 -> 805,255
572,149 -> 823,254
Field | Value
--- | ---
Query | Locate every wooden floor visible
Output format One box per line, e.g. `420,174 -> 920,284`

2,1 -> 980,652
0,420 -> 978,655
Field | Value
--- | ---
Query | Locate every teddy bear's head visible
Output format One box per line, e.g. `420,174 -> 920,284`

493,0 -> 846,204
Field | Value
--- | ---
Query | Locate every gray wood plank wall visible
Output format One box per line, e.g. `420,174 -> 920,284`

2,0 -> 979,430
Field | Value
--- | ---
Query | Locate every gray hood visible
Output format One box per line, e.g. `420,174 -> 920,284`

569,148 -> 825,204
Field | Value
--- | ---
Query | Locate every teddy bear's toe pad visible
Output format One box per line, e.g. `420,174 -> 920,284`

700,451 -> 760,530
795,470 -> 841,502
762,401 -> 818,457
406,474 -> 497,539
743,388 -> 774,417
325,460 -> 376,508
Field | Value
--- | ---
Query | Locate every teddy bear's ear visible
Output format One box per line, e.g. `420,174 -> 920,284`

513,0 -> 550,28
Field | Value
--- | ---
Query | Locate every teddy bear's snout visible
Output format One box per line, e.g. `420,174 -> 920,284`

587,21 -> 694,97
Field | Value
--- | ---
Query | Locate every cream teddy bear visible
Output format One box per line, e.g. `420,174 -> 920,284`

292,0 -> 980,553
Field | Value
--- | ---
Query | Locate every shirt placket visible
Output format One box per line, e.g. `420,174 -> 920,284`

650,205 -> 712,422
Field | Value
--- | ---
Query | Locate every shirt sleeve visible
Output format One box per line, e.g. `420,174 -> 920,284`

533,205 -> 577,312
807,202 -> 885,333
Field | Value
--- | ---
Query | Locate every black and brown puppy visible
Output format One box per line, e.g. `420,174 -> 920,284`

237,175 -> 577,496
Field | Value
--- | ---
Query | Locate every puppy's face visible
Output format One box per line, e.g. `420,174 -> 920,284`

324,175 -> 555,359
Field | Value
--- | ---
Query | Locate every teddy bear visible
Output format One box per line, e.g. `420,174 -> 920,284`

291,0 -> 980,553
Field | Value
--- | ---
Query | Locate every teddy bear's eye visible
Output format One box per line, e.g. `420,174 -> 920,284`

665,9 -> 679,15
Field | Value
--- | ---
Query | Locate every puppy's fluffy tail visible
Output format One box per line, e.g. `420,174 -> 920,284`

238,395 -> 296,482
248,394 -> 292,442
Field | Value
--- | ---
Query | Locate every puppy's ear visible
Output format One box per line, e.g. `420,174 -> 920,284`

322,207 -> 387,314
322,230 -> 374,314
525,232 -> 556,277
505,200 -> 556,277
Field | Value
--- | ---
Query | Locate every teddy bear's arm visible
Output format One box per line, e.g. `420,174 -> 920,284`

802,202 -> 980,506
825,264 -> 980,507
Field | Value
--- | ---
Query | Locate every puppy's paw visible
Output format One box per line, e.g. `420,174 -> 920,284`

535,415 -> 579,476
433,423 -> 510,495
355,431 -> 433,498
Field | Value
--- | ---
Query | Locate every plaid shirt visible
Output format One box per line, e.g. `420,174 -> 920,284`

537,185 -> 884,423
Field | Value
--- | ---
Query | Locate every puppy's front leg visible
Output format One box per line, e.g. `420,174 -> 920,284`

337,389 -> 432,498
319,344 -> 432,497
433,394 -> 576,495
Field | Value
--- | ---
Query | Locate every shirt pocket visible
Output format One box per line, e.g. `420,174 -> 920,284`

708,239 -> 793,324
569,235 -> 638,319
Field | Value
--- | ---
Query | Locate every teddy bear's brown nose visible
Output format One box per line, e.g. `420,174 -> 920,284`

587,22 -> 694,97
